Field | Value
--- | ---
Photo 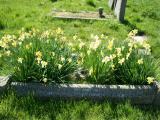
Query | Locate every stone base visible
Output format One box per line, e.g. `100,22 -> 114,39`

11,82 -> 160,105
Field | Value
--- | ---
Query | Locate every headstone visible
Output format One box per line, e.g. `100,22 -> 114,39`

114,0 -> 127,22
108,0 -> 114,9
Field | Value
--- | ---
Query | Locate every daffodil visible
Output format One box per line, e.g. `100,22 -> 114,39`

89,67 -> 93,75
79,42 -> 85,49
118,58 -> 125,65
137,58 -> 143,64
68,58 -> 72,63
5,50 -> 11,56
41,61 -> 48,68
110,64 -> 115,70
61,57 -> 65,62
126,53 -> 130,60
116,48 -> 122,57
107,40 -> 113,50
102,56 -> 110,63
147,77 -> 154,84
87,50 -> 91,55
89,39 -> 101,50
42,78 -> 48,83
35,51 -> 42,58
17,57 -> 23,63
12,41 -> 17,47
58,64 -> 62,70
52,52 -> 55,56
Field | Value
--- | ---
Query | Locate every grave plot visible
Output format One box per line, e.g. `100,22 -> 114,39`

51,10 -> 113,21
51,0 -> 127,22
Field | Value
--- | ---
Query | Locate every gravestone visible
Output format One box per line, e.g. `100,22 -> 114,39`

108,0 -> 127,22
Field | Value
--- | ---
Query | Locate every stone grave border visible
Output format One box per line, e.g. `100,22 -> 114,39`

0,76 -> 160,105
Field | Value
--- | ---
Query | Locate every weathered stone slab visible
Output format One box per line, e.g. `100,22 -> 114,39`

0,76 -> 10,94
114,0 -> 127,22
11,82 -> 158,104
50,11 -> 113,21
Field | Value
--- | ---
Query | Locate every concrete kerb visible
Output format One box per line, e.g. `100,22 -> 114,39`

0,76 -> 160,105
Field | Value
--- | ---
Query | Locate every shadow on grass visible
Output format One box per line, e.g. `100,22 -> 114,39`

122,20 -> 146,35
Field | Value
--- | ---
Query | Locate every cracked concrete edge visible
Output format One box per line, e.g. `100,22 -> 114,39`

10,82 -> 160,105
0,76 -> 10,94
153,81 -> 160,105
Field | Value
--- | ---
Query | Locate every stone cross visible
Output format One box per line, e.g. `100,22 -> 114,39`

108,0 -> 127,22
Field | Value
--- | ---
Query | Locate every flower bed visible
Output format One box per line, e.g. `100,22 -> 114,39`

0,28 -> 159,85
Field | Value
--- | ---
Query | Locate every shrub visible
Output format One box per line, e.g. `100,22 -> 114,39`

0,28 -> 77,83
74,30 -> 158,85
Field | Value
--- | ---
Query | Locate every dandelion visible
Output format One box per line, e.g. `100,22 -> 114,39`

17,57 -> 23,63
137,58 -> 143,64
56,28 -> 63,35
41,61 -> 48,68
107,40 -> 113,50
147,77 -> 154,84
118,58 -> 125,65
61,36 -> 66,41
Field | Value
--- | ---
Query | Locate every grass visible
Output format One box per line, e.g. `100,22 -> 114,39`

0,92 -> 160,120
0,0 -> 160,118
0,0 -> 159,54
0,0 -> 159,57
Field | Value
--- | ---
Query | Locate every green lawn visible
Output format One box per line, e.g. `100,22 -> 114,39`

0,0 -> 160,119
0,92 -> 160,120
0,0 -> 159,54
